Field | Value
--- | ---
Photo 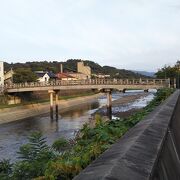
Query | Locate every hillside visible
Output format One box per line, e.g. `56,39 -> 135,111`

132,70 -> 155,77
4,59 -> 147,78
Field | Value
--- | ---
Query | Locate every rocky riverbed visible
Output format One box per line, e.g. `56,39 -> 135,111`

95,92 -> 155,118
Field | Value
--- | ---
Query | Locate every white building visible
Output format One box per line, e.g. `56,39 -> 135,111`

35,71 -> 50,82
0,61 -> 4,86
35,71 -> 57,82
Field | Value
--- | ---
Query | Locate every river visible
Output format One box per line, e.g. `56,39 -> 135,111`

0,90 -> 155,162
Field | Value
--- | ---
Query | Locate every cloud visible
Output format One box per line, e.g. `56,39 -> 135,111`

0,0 -> 180,71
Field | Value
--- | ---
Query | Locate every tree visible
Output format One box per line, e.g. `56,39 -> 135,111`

12,132 -> 55,179
13,68 -> 38,83
155,61 -> 180,88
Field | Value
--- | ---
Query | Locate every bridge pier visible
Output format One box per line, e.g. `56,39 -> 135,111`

55,91 -> 59,120
174,78 -> 177,89
106,90 -> 112,120
48,90 -> 54,120
122,89 -> 126,93
48,90 -> 59,120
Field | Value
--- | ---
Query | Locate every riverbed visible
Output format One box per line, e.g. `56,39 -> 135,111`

0,90 -> 156,162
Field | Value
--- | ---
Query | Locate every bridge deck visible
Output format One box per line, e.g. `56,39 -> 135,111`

4,79 -> 169,93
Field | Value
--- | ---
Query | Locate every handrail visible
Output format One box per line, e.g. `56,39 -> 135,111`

4,78 -> 170,89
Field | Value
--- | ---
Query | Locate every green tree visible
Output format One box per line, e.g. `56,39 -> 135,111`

156,61 -> 180,88
12,132 -> 55,180
13,68 -> 38,83
156,61 -> 180,79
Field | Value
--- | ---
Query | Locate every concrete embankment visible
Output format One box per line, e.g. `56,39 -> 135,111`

0,93 -> 103,125
74,90 -> 180,180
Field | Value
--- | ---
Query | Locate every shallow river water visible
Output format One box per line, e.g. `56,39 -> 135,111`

0,90 -> 155,161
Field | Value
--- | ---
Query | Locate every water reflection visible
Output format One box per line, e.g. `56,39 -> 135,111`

0,101 -> 101,162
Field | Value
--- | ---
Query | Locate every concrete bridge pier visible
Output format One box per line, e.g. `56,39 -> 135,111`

106,89 -> 112,120
55,90 -> 59,120
122,89 -> 126,93
48,90 -> 55,120
174,78 -> 177,89
48,90 -> 59,120
48,90 -> 54,120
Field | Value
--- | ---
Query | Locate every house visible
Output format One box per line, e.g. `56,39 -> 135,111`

35,71 -> 57,82
56,73 -> 77,80
0,61 -> 4,86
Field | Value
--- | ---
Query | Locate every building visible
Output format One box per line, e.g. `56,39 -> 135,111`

0,61 -> 4,86
68,72 -> 88,80
35,71 -> 57,82
4,69 -> 14,85
92,73 -> 111,79
56,73 -> 77,81
77,61 -> 91,79
58,62 -> 91,80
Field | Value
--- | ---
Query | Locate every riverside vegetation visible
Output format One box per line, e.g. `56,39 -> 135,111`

0,88 -> 174,180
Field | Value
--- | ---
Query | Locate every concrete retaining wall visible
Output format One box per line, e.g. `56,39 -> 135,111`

0,93 -> 103,125
151,91 -> 180,180
74,90 -> 180,180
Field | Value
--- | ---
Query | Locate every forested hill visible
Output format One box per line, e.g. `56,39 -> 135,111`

4,59 -> 147,78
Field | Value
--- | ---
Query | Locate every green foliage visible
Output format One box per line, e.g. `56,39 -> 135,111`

95,114 -> 102,126
12,132 -> 55,180
4,59 -> 147,79
0,159 -> 12,180
155,61 -> 180,79
52,138 -> 69,152
13,68 -> 38,83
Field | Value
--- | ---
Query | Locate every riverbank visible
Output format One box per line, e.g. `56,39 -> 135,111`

0,92 -> 95,109
0,93 -> 103,125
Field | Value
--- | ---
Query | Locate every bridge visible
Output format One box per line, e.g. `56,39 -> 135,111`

5,78 -> 170,93
3,78 -> 171,119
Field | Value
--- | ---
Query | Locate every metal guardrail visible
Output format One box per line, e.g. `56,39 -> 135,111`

3,78 -> 169,90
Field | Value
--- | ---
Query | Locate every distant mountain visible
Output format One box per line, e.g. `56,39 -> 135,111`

132,70 -> 155,77
4,59 -> 148,79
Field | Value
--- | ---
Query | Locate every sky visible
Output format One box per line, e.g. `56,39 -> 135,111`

0,0 -> 180,72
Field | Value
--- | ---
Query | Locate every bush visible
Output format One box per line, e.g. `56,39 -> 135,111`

52,138 -> 69,152
0,159 -> 12,179
12,132 -> 55,179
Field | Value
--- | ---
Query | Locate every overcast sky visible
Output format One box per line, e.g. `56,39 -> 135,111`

0,0 -> 180,71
